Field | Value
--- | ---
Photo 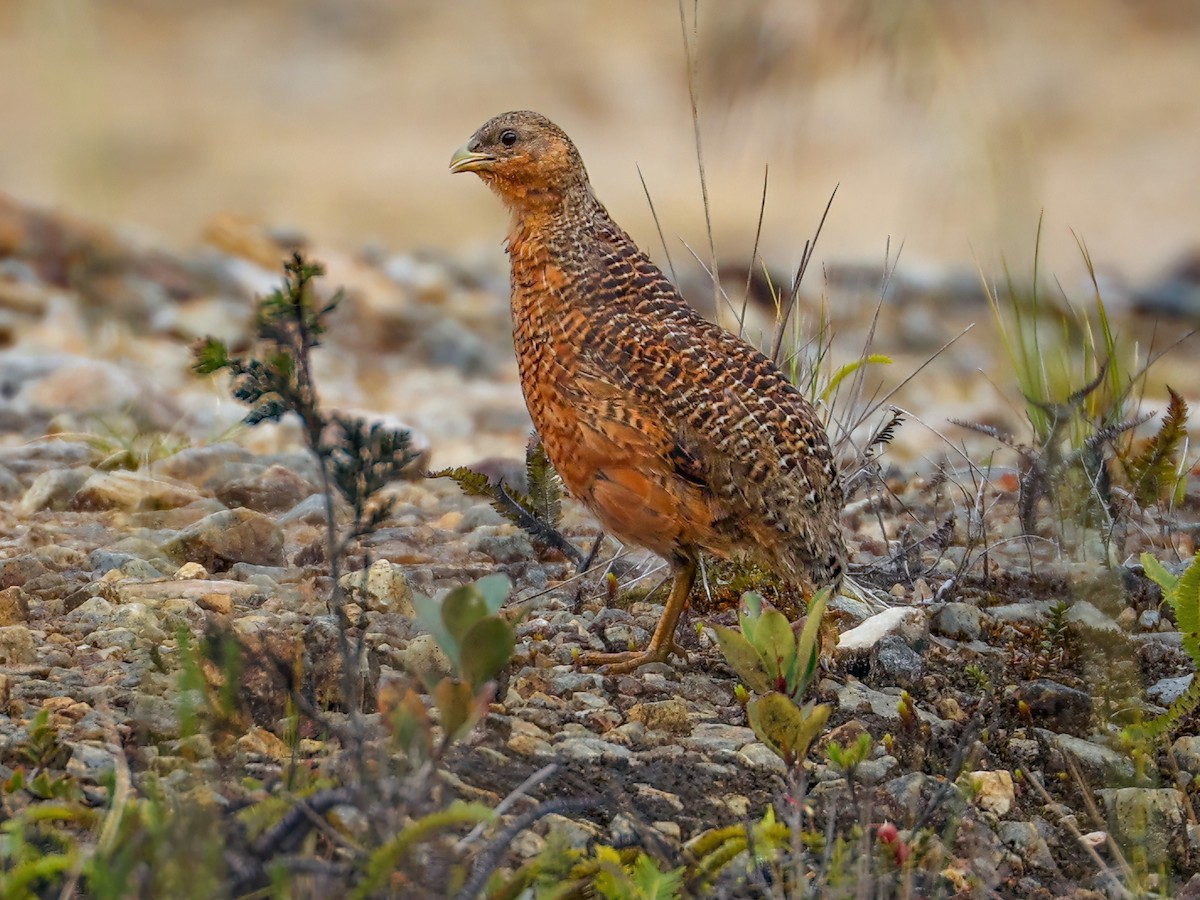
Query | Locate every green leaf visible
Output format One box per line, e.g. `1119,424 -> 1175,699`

790,588 -> 829,700
441,584 -> 490,646
753,610 -> 796,686
713,626 -> 772,694
459,617 -> 516,689
631,853 -> 684,899
748,693 -> 831,764
1173,553 -> 1200,664
1141,552 -> 1178,594
737,591 -> 765,645
433,678 -> 475,740
411,591 -> 461,671
474,573 -> 512,615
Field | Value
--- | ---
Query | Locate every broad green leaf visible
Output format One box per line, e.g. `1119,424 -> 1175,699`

754,610 -> 796,685
442,584 -> 489,645
713,626 -> 772,694
434,678 -> 474,739
459,617 -> 516,688
738,591 -> 764,645
474,573 -> 513,615
748,693 -> 831,764
748,691 -> 805,759
791,589 -> 829,700
411,592 -> 460,671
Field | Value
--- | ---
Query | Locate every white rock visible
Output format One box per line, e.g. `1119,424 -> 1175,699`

836,607 -> 926,653
969,770 -> 1015,816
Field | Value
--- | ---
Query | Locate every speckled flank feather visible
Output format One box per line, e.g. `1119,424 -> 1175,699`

453,111 -> 846,668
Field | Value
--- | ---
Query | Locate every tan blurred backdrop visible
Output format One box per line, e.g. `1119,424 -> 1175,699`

1,0 -> 1198,283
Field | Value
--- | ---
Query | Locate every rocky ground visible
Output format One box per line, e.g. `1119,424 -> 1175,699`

0,191 -> 1199,897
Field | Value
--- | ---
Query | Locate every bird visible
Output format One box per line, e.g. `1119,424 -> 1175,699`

450,111 -> 846,674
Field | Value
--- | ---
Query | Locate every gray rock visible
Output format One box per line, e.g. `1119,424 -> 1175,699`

216,463 -> 317,513
465,527 -> 534,564
1064,600 -> 1119,634
870,634 -> 924,687
682,723 -> 757,754
1014,679 -> 1093,733
737,742 -> 787,776
836,607 -> 927,653
837,681 -> 950,731
557,736 -> 634,762
70,469 -> 202,512
1172,735 -> 1200,775
338,559 -> 414,616
1037,730 -> 1135,783
931,602 -> 985,640
19,467 -> 93,514
1098,787 -> 1186,867
1148,674 -> 1193,706
0,625 -> 36,664
161,507 -> 285,570
856,755 -> 900,785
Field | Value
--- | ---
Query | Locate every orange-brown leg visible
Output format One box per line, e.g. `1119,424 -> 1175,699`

580,555 -> 696,674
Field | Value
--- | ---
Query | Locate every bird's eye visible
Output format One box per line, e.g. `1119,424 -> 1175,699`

500,129 -> 518,147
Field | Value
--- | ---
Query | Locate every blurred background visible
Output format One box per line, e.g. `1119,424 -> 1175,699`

2,0 -> 1198,281
0,0 -> 1197,469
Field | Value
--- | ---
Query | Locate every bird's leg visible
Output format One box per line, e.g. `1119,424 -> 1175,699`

580,556 -> 697,674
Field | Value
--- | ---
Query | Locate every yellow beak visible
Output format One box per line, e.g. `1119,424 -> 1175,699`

449,144 -> 495,174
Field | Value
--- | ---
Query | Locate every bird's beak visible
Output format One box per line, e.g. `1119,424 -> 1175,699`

449,144 -> 495,174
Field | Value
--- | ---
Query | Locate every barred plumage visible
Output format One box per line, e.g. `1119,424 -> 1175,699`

451,111 -> 846,673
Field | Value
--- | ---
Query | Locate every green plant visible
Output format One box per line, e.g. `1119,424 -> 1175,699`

1120,387 -> 1190,509
435,438 -> 587,569
194,252 -> 420,596
713,590 -> 832,767
1135,550 -> 1200,737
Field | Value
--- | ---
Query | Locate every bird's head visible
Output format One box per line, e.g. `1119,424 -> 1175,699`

450,111 -> 591,212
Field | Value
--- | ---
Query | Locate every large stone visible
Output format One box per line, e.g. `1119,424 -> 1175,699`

338,559 -> 414,616
1014,679 -> 1093,733
931,602 -> 985,641
1037,730 -> 1135,784
1098,787 -> 1186,867
18,467 -> 93,514
161,508 -> 285,571
216,463 -> 317,513
968,770 -> 1015,816
0,586 -> 29,626
0,625 -> 36,664
626,698 -> 691,735
70,469 -> 202,512
836,607 -> 926,654
870,634 -> 924,687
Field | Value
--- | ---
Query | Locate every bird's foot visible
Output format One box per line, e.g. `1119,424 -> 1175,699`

579,639 -> 688,675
